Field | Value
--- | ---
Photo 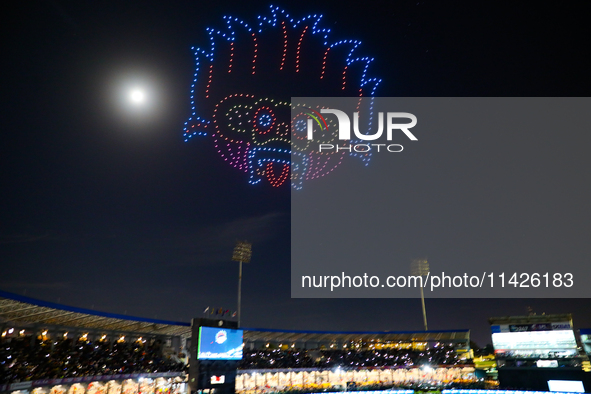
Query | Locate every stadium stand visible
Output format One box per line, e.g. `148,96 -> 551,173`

1,290 -> 478,392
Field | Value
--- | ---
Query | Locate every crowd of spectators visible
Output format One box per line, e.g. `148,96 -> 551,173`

239,344 -> 468,369
1,336 -> 469,384
0,335 -> 185,384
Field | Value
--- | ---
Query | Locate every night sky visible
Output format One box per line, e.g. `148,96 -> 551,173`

2,1 -> 591,347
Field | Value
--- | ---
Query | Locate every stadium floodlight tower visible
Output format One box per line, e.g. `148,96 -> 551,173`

411,259 -> 429,331
232,241 -> 252,327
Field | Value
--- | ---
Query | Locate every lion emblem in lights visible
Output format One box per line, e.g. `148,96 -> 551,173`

183,5 -> 382,189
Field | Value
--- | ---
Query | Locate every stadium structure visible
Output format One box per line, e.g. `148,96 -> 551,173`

0,290 -> 478,394
489,314 -> 591,391
582,329 -> 591,360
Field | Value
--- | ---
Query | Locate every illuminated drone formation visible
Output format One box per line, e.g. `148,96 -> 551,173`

183,5 -> 382,188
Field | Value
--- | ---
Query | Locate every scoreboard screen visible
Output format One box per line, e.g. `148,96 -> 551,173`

197,326 -> 244,360
492,329 -> 577,351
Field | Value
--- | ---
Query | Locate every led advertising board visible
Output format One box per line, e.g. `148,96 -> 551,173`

492,329 -> 577,350
547,380 -> 585,393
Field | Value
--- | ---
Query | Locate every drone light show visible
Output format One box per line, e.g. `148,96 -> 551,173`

183,5 -> 382,188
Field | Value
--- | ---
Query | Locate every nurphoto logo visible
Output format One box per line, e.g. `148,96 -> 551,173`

301,108 -> 418,153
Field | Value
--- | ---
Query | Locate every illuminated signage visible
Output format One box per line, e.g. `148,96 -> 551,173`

197,326 -> 243,360
536,360 -> 558,368
492,330 -> 577,351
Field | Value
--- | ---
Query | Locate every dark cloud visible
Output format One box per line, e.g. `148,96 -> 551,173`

138,212 -> 287,267
0,281 -> 71,290
0,234 -> 50,244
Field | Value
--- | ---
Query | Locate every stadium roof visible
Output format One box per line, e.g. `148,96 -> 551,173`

488,314 -> 573,325
241,327 -> 470,344
0,290 -> 191,337
0,290 -> 469,343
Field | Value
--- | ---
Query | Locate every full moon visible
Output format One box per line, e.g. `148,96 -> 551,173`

107,69 -> 166,125
129,89 -> 145,104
